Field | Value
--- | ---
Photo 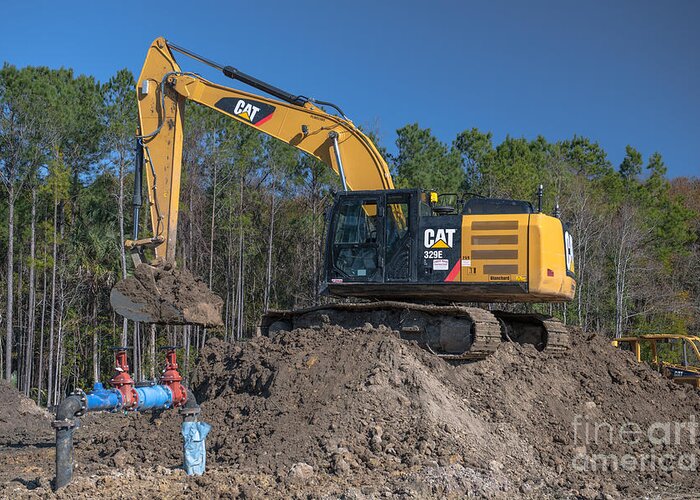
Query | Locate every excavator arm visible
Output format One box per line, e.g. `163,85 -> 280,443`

112,37 -> 394,326
132,37 -> 394,263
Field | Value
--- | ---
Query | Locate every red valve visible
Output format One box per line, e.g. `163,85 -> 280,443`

160,347 -> 187,407
109,348 -> 138,410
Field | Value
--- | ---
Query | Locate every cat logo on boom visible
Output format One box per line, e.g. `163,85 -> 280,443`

424,228 -> 456,249
214,97 -> 276,126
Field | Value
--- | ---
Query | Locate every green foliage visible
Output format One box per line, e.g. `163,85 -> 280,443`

392,123 -> 463,192
619,145 -> 643,182
1,62 -> 698,400
488,135 -> 549,200
43,155 -> 71,204
453,128 -> 494,191
635,314 -> 691,338
559,135 -> 612,180
1,64 -> 104,171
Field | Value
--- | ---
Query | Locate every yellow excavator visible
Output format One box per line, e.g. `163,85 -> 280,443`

111,37 -> 576,360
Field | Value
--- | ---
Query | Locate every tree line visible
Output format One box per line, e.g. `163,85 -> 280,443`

1,64 -> 698,406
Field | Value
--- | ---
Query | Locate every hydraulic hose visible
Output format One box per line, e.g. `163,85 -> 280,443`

53,395 -> 84,490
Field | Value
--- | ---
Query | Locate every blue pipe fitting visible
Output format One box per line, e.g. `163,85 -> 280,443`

85,382 -> 122,412
83,382 -> 176,413
135,384 -> 173,411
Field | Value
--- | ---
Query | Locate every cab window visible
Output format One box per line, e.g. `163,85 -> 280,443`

333,201 -> 378,244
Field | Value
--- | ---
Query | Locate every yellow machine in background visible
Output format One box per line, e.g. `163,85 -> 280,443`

112,37 -> 577,360
612,334 -> 700,388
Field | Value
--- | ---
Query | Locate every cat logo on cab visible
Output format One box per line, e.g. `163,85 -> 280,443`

424,228 -> 456,249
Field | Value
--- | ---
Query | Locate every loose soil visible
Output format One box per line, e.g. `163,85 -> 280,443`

111,263 -> 223,327
0,380 -> 52,445
1,325 -> 698,499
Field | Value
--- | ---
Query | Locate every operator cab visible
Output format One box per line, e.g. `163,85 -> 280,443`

326,189 -> 418,284
323,189 -> 537,301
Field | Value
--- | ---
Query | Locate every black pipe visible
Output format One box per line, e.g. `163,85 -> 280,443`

53,395 -> 83,491
167,39 -> 305,107
180,387 -> 201,422
169,40 -> 305,105
308,98 -> 346,118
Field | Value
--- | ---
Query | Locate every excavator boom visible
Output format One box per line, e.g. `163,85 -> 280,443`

132,37 -> 393,263
112,37 -> 395,326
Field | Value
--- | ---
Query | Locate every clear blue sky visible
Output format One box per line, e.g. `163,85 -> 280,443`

2,0 -> 698,178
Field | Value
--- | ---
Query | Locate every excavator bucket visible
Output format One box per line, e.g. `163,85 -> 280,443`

110,263 -> 224,327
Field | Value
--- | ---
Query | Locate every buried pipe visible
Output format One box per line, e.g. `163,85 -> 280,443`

181,387 -> 200,421
53,395 -> 84,490
53,348 -> 208,491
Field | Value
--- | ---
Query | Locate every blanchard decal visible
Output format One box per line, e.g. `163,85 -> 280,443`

424,228 -> 456,249
215,98 -> 276,126
489,275 -> 510,282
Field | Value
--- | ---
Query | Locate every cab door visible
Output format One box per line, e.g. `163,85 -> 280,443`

328,196 -> 383,282
384,193 -> 412,281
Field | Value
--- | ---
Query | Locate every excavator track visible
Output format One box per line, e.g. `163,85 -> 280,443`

433,306 -> 502,361
540,317 -> 571,355
491,311 -> 570,356
262,301 -> 569,361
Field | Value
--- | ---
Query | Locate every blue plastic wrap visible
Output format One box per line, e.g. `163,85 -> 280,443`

181,421 -> 211,475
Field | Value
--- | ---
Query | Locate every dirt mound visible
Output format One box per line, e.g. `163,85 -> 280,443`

184,326 -> 700,497
456,332 -> 700,496
2,324 -> 699,498
0,381 -> 52,445
110,263 -> 223,327
193,325 -> 487,474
